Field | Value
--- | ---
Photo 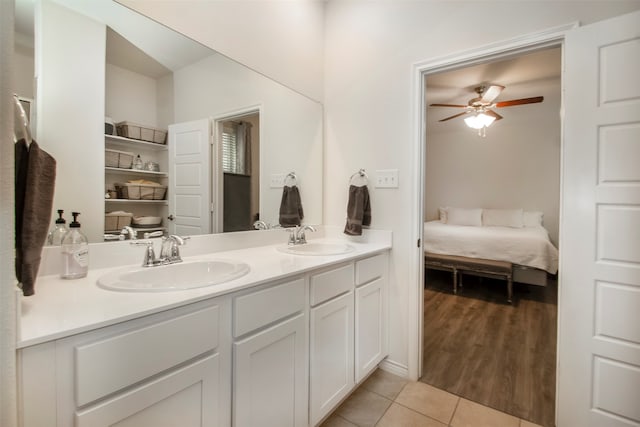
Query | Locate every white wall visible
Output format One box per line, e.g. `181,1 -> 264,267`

105,63 -> 158,127
35,0 -> 105,243
13,48 -> 34,99
119,0 -> 325,102
1,1 -> 17,425
156,73 -> 174,130
425,77 -> 561,244
324,1 -> 640,375
172,53 -> 323,228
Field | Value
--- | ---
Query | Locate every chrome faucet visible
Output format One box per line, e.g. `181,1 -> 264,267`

131,240 -> 158,267
159,235 -> 189,264
287,225 -> 316,245
296,225 -> 316,244
253,220 -> 268,230
131,235 -> 189,267
120,226 -> 137,240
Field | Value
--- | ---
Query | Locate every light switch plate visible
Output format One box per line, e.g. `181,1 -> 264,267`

375,169 -> 399,188
270,173 -> 285,188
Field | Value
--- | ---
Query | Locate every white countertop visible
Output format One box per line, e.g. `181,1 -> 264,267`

19,235 -> 390,349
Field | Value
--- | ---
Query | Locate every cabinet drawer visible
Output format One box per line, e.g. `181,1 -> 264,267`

75,305 -> 219,407
76,354 -> 218,427
355,254 -> 386,287
310,263 -> 354,306
234,278 -> 305,337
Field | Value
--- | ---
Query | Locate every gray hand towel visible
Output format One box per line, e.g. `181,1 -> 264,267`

279,185 -> 304,227
344,185 -> 371,236
15,139 -> 57,296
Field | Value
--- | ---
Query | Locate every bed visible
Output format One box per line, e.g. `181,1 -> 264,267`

423,208 -> 559,300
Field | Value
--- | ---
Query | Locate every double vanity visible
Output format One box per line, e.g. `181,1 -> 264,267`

18,227 -> 391,427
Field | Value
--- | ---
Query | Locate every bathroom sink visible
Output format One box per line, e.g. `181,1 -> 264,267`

97,259 -> 250,292
279,242 -> 355,256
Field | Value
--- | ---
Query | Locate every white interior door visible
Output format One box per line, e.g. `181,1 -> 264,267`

168,119 -> 211,236
559,10 -> 640,427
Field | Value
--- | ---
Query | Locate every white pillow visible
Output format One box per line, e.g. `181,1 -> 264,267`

446,207 -> 482,226
523,211 -> 544,227
439,207 -> 448,223
482,208 -> 524,228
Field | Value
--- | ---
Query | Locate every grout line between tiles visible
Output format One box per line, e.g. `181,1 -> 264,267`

448,396 -> 461,426
388,399 -> 452,427
373,402 -> 391,427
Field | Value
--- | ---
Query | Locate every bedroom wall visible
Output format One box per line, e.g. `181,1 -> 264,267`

425,76 -> 561,244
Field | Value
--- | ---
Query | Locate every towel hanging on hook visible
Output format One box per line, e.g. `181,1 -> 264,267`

345,169 -> 371,236
349,168 -> 368,187
279,172 -> 303,226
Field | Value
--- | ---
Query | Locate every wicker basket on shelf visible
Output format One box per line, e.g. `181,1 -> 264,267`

104,211 -> 133,232
116,121 -> 167,145
115,182 -> 167,200
105,149 -> 134,169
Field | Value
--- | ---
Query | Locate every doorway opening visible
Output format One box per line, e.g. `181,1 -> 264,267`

418,44 -> 563,427
214,110 -> 260,233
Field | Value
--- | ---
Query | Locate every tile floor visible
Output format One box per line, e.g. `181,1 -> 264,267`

320,369 -> 544,427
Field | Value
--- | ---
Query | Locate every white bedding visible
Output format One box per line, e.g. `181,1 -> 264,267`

423,221 -> 558,274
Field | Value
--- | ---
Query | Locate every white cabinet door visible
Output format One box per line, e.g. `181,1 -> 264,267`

309,291 -> 355,426
75,354 -> 219,427
355,278 -> 385,383
234,313 -> 308,427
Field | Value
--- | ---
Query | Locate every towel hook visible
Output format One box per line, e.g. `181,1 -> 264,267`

349,169 -> 368,186
285,171 -> 298,186
13,94 -> 32,148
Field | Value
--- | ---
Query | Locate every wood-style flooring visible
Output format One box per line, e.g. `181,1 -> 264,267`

421,269 -> 557,427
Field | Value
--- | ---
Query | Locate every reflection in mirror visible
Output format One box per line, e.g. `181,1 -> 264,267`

15,0 -> 322,243
218,111 -> 260,233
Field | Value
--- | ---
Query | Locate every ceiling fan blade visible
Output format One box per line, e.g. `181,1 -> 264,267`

481,85 -> 504,103
438,111 -> 469,122
429,103 -> 467,108
484,109 -> 503,121
495,96 -> 544,108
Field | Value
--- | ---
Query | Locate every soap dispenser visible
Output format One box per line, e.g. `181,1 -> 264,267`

133,154 -> 143,170
47,209 -> 68,245
61,212 -> 89,279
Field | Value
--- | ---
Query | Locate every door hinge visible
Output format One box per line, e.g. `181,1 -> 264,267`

417,238 -> 421,248
210,203 -> 215,213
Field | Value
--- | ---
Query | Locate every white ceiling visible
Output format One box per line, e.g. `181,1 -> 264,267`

426,47 -> 562,130
106,28 -> 170,78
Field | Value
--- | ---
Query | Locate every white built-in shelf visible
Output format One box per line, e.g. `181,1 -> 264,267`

104,226 -> 166,234
105,167 -> 168,177
105,199 -> 167,205
105,134 -> 167,151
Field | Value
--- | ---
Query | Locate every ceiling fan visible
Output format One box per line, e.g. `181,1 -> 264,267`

430,85 -> 543,136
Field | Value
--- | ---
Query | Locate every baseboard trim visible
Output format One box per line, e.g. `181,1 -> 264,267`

378,358 -> 410,379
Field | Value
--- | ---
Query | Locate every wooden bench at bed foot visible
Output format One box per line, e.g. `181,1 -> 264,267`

424,252 -> 513,303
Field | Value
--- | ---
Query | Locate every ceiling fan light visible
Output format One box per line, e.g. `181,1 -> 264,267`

464,112 -> 496,129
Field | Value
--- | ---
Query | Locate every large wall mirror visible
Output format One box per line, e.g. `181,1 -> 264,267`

14,0 -> 323,243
